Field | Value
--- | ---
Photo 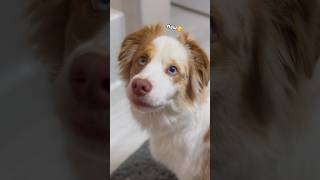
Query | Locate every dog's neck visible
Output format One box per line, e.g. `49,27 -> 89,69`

132,89 -> 210,137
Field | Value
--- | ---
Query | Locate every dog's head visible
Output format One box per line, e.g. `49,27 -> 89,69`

119,24 -> 209,114
28,0 -> 108,140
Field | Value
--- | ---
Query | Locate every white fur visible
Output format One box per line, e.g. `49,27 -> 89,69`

127,35 -> 210,180
128,36 -> 188,110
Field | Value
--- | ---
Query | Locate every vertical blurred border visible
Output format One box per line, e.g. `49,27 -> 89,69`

210,0 -> 214,179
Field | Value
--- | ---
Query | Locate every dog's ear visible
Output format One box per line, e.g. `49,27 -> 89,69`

118,24 -> 164,82
178,33 -> 210,101
270,0 -> 320,78
28,0 -> 69,79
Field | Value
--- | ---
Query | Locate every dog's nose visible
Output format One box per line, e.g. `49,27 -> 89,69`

69,53 -> 108,108
131,78 -> 152,96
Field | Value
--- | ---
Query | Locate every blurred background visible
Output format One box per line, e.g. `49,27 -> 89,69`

0,1 -> 77,180
110,0 -> 210,173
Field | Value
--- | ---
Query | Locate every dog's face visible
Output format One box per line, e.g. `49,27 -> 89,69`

126,35 -> 189,112
119,25 -> 209,113
29,0 -> 109,140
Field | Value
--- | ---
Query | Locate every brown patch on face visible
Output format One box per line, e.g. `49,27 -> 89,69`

129,43 -> 156,78
118,24 -> 164,84
178,33 -> 210,103
164,59 -> 187,85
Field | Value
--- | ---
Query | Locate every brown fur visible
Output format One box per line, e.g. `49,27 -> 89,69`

165,59 -> 186,84
179,33 -> 210,88
129,43 -> 155,78
178,33 -> 210,103
118,24 -> 164,83
120,24 -> 210,180
119,24 -> 210,107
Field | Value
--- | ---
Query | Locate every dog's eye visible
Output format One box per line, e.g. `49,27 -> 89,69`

138,58 -> 147,65
167,66 -> 178,76
91,0 -> 108,12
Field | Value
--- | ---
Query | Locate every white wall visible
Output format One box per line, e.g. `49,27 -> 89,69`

111,0 -> 170,34
172,0 -> 210,15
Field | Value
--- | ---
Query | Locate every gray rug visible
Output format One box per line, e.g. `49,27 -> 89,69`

111,142 -> 178,180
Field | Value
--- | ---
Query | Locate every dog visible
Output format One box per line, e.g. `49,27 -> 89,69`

118,24 -> 210,180
28,0 -> 108,179
212,0 -> 320,179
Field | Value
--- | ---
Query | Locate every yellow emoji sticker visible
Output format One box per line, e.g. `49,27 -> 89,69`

166,24 -> 183,33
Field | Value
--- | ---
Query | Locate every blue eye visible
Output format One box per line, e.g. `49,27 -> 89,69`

91,0 -> 108,11
167,66 -> 178,76
138,58 -> 147,65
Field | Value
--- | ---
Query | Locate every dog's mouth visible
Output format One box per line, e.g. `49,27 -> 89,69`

129,96 -> 163,110
131,98 -> 153,107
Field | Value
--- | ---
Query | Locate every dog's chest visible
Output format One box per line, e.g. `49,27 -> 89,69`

149,127 -> 205,180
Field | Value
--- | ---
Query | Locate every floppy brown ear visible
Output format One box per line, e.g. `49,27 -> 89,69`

27,0 -> 69,79
178,33 -> 210,101
118,24 -> 164,82
269,0 -> 320,78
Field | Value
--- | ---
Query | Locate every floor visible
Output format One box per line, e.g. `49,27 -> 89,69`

110,4 -> 210,173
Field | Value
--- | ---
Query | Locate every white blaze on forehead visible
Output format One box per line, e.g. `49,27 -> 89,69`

130,35 -> 189,107
152,36 -> 189,65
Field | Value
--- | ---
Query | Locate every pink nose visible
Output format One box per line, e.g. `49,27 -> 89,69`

69,53 -> 108,109
131,78 -> 152,96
